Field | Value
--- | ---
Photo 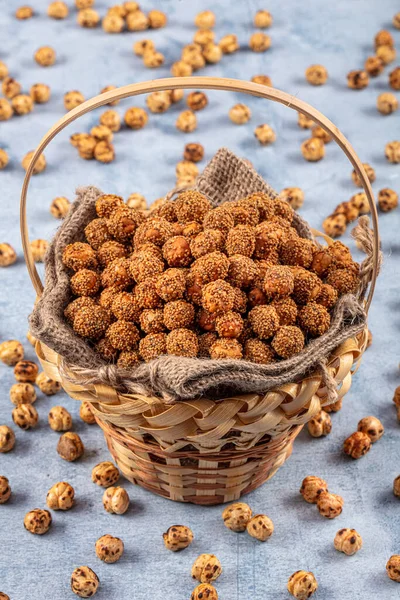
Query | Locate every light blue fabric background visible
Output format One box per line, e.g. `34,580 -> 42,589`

0,0 -> 399,598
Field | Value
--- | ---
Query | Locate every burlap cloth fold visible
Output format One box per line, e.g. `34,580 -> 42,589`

30,148 -> 376,402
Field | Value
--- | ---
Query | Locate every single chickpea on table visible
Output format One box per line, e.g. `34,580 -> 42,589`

95,534 -> 124,563
57,431 -> 84,461
71,566 -> 99,598
0,476 -> 11,504
102,486 -> 130,514
0,425 -> 16,453
376,92 -> 398,115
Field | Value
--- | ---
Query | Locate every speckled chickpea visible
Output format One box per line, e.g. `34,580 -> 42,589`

378,188 -> 398,212
222,502 -> 252,532
385,141 -> 400,164
143,50 -> 165,68
24,509 -> 52,535
251,74 -> 272,86
14,360 -> 38,383
11,94 -> 34,115
301,137 -> 325,161
187,91 -> 208,111
36,372 -> 61,396
22,150 -> 46,174
203,42 -> 222,63
133,39 -> 155,57
377,93 -> 398,115
317,491 -> 344,519
393,476 -> 400,497
307,410 -> 332,438
71,566 -> 99,598
280,187 -> 304,210
254,9 -> 273,28
16,6 -> 34,19
176,110 -> 197,133
34,46 -> 56,67
75,0 -> 94,8
312,125 -> 332,144
103,486 -> 130,514
357,416 -> 384,443
254,124 -> 276,145
30,239 -> 49,262
246,514 -> 274,541
77,8 -> 100,28
47,481 -> 75,510
30,83 -> 51,104
191,584 -> 218,600
364,56 -> 384,77
195,10 -> 215,29
0,243 -> 17,267
297,112 -> 314,129
49,406 -> 72,431
191,554 -> 222,584
124,106 -> 148,129
64,91 -> 85,111
0,61 -> 8,80
344,431 -> 371,458
287,571 -> 318,599
57,432 -> 84,461
171,60 -> 193,77
0,425 -> 15,453
351,163 -> 375,186
249,32 -> 271,52
12,404 -> 38,430
163,525 -> 194,551
0,99 -> 13,121
2,77 -> 21,99
9,383 -> 36,405
194,29 -> 215,47
305,64 -> 328,85
126,10 -> 148,31
324,399 -> 342,414
92,461 -> 120,487
146,91 -> 171,114
394,12 -> 400,29
376,45 -> 396,65
48,1 -> 69,19
229,103 -> 251,124
334,528 -> 363,555
386,555 -> 400,582
0,340 -> 24,366
0,476 -> 11,504
300,475 -> 328,504
102,13 -> 124,33
80,401 -> 96,424
347,70 -> 369,89
95,534 -> 124,563
148,9 -> 167,28
184,143 -> 204,163
216,35 -> 238,57
100,109 -> 121,132
94,140 -> 115,163
50,196 -> 71,218
100,85 -> 119,106
322,213 -> 347,238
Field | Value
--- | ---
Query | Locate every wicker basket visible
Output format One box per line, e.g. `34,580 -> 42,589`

20,77 -> 380,505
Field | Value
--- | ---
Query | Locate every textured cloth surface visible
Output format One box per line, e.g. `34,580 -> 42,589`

0,1 -> 399,599
30,148 -> 367,401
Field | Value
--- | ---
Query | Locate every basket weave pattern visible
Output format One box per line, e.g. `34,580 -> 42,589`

37,334 -> 365,505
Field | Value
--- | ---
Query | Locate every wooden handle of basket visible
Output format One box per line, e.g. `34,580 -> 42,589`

20,76 -> 379,311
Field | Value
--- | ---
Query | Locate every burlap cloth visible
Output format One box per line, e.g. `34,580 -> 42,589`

30,148 -> 377,402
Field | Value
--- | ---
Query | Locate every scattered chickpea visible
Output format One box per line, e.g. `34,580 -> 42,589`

347,70 -> 369,90
24,509 -> 52,535
254,10 -> 273,28
377,92 -> 398,115
378,188 -> 398,212
229,103 -> 251,124
351,163 -> 375,187
92,461 -> 120,487
301,138 -> 325,162
287,571 -> 318,600
163,524 -> 194,551
219,34 -> 239,54
0,149 -> 9,170
22,150 -> 46,174
280,187 -> 304,210
194,29 -> 215,47
251,74 -> 272,86
176,160 -> 199,182
80,401 -> 96,424
343,431 -> 371,459
254,124 -> 276,145
393,12 -> 400,29
36,372 -> 61,395
171,60 -> 193,77
57,432 -> 84,461
312,125 -> 332,144
357,416 -> 384,442
15,6 -> 34,19
47,1 -> 69,19
95,534 -> 124,563
102,13 -> 124,33
195,11 -> 215,29
0,340 -> 24,365
146,91 -> 171,114
34,46 -> 56,67
385,141 -> 400,164
12,403 -> 38,430
187,91 -> 208,111
30,83 -> 51,104
322,214 -> 346,237
94,140 -> 115,163
316,491 -> 344,519
64,91 -> 85,111
305,64 -> 328,85
297,112 -> 314,129
307,410 -> 332,437
222,502 -> 252,531
14,360 -> 38,383
100,85 -> 119,106
48,406 -> 72,431
376,45 -> 396,65
75,0 -> 94,7
11,94 -> 34,116
50,196 -> 71,218
46,481 -> 75,510
0,61 -> 8,80
374,30 -> 394,49
124,106 -> 148,129
9,383 -> 36,405
249,32 -> 271,52
191,554 -> 222,584
184,143 -> 204,163
134,39 -> 155,57
364,56 -> 384,77
0,425 -> 16,453
203,43 -> 222,63
386,556 -> 400,583
300,475 -> 328,504
77,8 -> 100,28
30,239 -> 49,262
191,584 -> 218,600
126,10 -> 148,31
0,243 -> 17,267
103,486 -> 130,514
176,110 -> 197,133
2,77 -> 21,99
246,514 -> 274,541
334,528 -> 363,555
70,566 -> 99,598
393,476 -> 400,497
100,109 -> 121,132
148,9 -> 167,29
0,476 -> 11,504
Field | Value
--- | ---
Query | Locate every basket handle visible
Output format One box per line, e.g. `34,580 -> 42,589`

20,76 -> 379,312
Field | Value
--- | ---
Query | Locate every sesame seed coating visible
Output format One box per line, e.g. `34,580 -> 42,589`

198,332 -> 218,357
174,190 -> 212,223
150,202 -> 177,223
62,242 -> 98,271
215,311 -> 244,338
97,240 -> 129,267
311,249 -> 333,277
270,297 -> 298,326
249,305 -> 280,339
280,237 -> 314,268
202,279 -> 235,313
96,337 -> 119,360
111,292 -> 141,322
139,333 -> 167,362
272,326 -> 305,358
226,224 -> 256,257
228,202 -> 259,226
99,287 -> 119,310
298,303 -> 331,337
325,267 -> 359,295
73,305 -> 110,339
139,309 -> 165,334
64,296 -> 97,323
70,269 -> 101,296
273,198 -> 294,223
101,258 -> 133,290
162,236 -> 192,267
95,194 -> 124,218
264,266 -> 294,298
134,217 -> 175,248
232,287 -> 247,313
166,328 -> 198,357
84,218 -> 112,250
192,251 -> 230,285
164,300 -> 195,330
135,278 -> 163,309
248,287 -> 267,308
203,206 -> 234,233
254,222 -> 286,259
181,221 -> 203,238
315,284 -> 338,309
244,339 -> 274,364
107,207 -> 144,242
210,338 -> 243,360
128,251 -> 164,283
190,229 -> 224,259
106,320 -> 140,351
228,255 -> 259,289
156,268 -> 186,301
117,351 -> 140,368
292,268 -> 322,304
327,241 -> 353,267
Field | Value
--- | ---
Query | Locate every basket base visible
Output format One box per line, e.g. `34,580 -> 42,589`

100,419 -> 301,505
